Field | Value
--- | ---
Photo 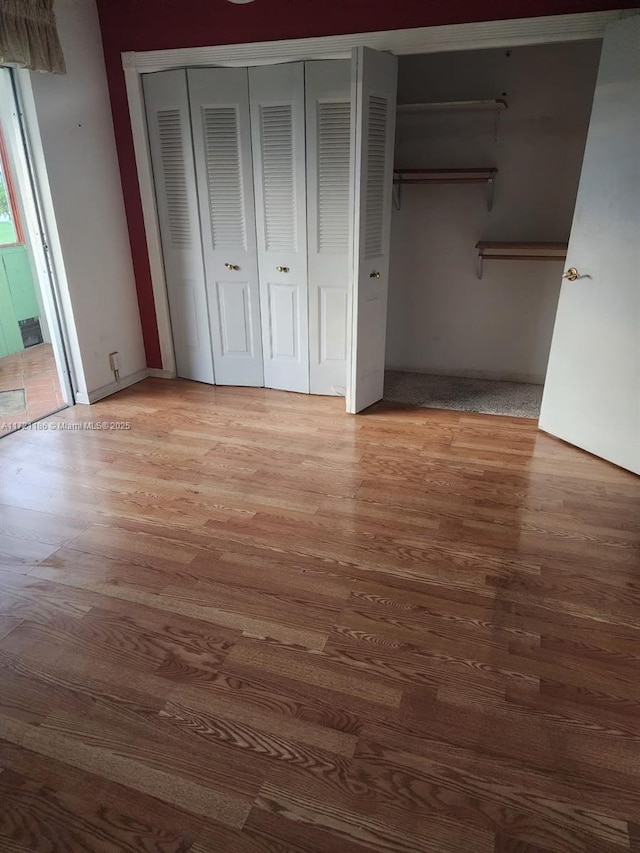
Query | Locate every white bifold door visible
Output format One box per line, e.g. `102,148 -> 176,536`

347,47 -> 398,414
539,15 -> 640,474
144,70 -> 214,384
145,67 -> 264,387
306,61 -> 352,396
144,51 -> 399,409
188,68 -> 264,387
249,63 -> 309,394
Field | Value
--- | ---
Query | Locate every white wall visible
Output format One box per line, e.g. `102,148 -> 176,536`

25,0 -> 146,400
386,41 -> 602,383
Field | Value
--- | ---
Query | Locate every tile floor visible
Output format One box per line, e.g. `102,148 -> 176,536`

0,344 -> 66,438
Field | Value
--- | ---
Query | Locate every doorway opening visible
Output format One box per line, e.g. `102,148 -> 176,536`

0,68 -> 73,437
383,40 -> 602,419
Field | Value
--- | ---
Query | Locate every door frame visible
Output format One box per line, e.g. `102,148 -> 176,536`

121,10 -> 628,394
0,69 -> 76,408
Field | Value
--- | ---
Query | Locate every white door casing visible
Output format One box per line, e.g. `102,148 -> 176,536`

249,63 -> 309,394
0,69 -> 75,404
143,70 -> 214,384
306,60 -> 352,397
188,68 -> 264,387
539,15 -> 640,474
347,47 -> 398,414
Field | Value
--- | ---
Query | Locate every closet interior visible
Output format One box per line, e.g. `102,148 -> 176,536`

385,40 -> 603,418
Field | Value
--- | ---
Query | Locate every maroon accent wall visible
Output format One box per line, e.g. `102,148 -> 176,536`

96,0 -> 636,368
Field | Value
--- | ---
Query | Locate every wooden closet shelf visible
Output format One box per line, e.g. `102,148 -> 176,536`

475,242 -> 569,279
397,178 -> 492,184
396,168 -> 498,175
395,168 -> 496,183
397,99 -> 508,113
393,169 -> 498,211
477,242 -> 568,251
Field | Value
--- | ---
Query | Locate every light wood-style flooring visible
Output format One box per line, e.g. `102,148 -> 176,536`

1,378 -> 639,853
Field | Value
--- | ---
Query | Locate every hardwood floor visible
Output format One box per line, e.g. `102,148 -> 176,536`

0,377 -> 639,853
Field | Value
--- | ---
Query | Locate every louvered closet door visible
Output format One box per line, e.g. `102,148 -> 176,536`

143,70 -> 214,384
249,63 -> 309,394
347,48 -> 398,413
306,61 -> 351,397
188,69 -> 263,387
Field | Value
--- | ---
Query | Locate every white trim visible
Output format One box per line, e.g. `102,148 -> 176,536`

123,11 -> 622,71
123,67 -> 176,376
147,367 -> 176,379
123,11 -> 626,380
346,46 -> 361,415
74,366 -> 176,405
1,69 -> 78,405
76,368 -> 149,404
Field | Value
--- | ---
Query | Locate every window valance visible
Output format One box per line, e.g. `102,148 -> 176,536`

0,0 -> 65,74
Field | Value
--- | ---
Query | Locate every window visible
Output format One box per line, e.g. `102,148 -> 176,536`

0,126 -> 23,247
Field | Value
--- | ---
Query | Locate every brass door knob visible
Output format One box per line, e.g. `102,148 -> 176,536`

276,266 -> 290,273
370,271 -> 381,279
562,267 -> 580,281
225,263 -> 240,271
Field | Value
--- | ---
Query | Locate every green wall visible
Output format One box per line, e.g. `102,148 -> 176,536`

0,245 -> 40,358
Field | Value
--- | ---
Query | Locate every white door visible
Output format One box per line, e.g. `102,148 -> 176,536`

539,16 -> 640,475
249,63 -> 309,394
347,48 -> 398,414
306,60 -> 352,397
188,68 -> 263,387
143,70 -> 214,384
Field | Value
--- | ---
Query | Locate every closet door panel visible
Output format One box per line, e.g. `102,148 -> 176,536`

539,16 -> 640,474
347,48 -> 398,413
188,68 -> 264,387
143,70 -> 214,384
249,63 -> 309,394
306,60 -> 351,396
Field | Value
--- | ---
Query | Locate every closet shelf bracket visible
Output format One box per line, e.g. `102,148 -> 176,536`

487,175 -> 496,213
475,242 -> 569,280
392,168 -> 498,212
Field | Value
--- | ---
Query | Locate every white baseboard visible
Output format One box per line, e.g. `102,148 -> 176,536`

385,364 -> 545,385
75,368 -> 150,405
147,367 -> 176,379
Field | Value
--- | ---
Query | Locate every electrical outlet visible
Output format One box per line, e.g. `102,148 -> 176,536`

109,351 -> 121,372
